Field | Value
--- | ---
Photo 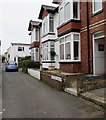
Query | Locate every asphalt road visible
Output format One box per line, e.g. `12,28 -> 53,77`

2,70 -> 104,118
0,64 -> 2,119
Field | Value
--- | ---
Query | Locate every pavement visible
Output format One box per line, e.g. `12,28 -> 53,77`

80,88 -> 106,107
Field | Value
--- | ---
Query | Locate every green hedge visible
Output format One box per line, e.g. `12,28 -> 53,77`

22,60 -> 40,69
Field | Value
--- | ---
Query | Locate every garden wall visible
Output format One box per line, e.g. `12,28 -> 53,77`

28,68 -> 41,80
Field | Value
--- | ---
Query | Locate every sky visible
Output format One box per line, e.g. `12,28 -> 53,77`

0,0 -> 58,54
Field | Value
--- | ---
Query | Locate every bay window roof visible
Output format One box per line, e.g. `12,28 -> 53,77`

28,20 -> 41,31
38,5 -> 57,19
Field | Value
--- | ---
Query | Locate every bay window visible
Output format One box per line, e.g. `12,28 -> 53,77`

59,0 -> 80,25
59,33 -> 80,61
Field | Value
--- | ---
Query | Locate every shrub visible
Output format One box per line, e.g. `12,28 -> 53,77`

22,60 -> 40,69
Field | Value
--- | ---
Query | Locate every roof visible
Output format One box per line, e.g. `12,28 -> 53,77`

11,43 -> 30,46
38,5 -> 57,19
52,0 -> 61,4
28,20 -> 41,31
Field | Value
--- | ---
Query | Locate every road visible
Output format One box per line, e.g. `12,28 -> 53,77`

0,64 -> 2,119
2,70 -> 104,118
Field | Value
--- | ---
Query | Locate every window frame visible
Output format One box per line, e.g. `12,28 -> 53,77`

59,0 -> 80,25
18,47 -> 24,51
92,0 -> 102,14
59,32 -> 81,62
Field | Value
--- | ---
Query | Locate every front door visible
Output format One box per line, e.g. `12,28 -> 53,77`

93,37 -> 105,74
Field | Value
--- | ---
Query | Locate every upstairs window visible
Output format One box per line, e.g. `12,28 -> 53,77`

35,28 -> 39,41
73,0 -> 79,19
59,0 -> 80,25
49,14 -> 54,32
42,14 -> 54,36
64,2 -> 70,21
18,47 -> 24,51
93,0 -> 102,13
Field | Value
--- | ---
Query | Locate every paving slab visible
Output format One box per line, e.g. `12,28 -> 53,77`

80,88 -> 106,107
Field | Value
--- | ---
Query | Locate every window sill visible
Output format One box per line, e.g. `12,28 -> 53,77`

59,60 -> 81,64
92,9 -> 103,17
41,33 -> 55,38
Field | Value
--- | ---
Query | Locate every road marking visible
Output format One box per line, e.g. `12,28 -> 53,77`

0,112 -> 2,114
2,109 -> 5,112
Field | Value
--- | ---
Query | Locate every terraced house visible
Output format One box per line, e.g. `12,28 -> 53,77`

29,0 -> 106,75
28,20 -> 41,64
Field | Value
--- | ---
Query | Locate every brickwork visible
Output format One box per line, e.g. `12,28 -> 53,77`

41,72 -> 64,90
80,1 -> 106,74
58,22 -> 81,35
42,11 -> 48,20
60,63 -> 81,73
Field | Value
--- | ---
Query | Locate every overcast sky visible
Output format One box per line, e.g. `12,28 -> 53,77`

0,0 -> 58,54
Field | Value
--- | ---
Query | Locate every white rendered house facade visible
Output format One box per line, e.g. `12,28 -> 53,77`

6,43 -> 31,63
38,5 -> 60,69
28,20 -> 41,63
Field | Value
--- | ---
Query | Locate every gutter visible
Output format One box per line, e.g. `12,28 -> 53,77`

86,1 -> 91,74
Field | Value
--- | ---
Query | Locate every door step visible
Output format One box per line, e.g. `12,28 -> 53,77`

64,88 -> 78,96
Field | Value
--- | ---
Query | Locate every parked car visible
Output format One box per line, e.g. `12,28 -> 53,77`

5,61 -> 18,72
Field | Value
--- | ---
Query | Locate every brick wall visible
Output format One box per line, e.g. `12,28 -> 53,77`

41,72 -> 64,90
77,76 -> 106,93
60,63 -> 81,73
80,1 -> 105,74
58,22 -> 81,35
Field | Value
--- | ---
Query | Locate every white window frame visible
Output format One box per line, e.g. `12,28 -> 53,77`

59,0 -> 80,25
92,0 -> 102,14
59,32 -> 81,62
42,14 -> 54,36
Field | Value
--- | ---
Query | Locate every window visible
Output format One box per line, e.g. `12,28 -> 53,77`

42,14 -> 54,36
59,7 -> 64,25
42,42 -> 48,60
35,48 -> 39,61
59,33 -> 80,61
42,16 -> 48,35
59,1 -> 80,25
31,49 -> 34,61
60,38 -> 64,59
64,2 -> 70,21
73,1 -> 78,19
50,42 -> 55,60
93,0 -> 102,13
18,47 -> 24,51
35,28 -> 39,41
49,14 -> 54,32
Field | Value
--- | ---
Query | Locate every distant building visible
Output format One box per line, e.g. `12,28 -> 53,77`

28,20 -> 41,63
6,43 -> 31,63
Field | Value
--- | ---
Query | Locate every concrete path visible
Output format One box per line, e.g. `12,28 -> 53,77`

81,88 -> 106,107
2,70 -> 104,118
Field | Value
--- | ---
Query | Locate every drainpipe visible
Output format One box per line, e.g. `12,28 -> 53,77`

86,0 -> 91,74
